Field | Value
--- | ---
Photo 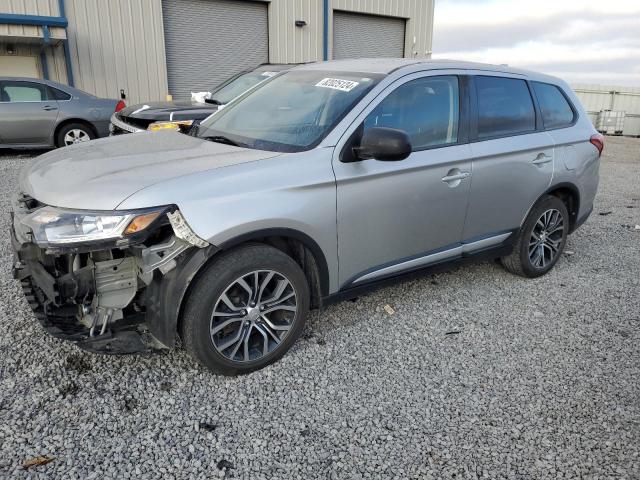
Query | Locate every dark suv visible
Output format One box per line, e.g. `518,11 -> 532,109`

109,64 -> 291,134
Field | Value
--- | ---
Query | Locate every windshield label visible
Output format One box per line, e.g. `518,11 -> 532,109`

261,71 -> 277,77
315,78 -> 359,92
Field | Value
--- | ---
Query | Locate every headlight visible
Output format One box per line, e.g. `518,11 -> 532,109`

147,120 -> 193,132
21,206 -> 164,246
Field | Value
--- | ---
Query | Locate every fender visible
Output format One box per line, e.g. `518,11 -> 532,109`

545,182 -> 581,232
145,228 -> 331,347
519,181 -> 581,234
145,245 -> 219,347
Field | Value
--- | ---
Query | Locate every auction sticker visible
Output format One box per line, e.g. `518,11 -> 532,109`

315,78 -> 359,92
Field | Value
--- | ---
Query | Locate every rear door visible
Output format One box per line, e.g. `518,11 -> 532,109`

333,73 -> 473,288
0,80 -> 59,146
462,74 -> 554,241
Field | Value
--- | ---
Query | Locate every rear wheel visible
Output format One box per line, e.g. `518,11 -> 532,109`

181,244 -> 310,375
501,195 -> 569,277
56,122 -> 95,147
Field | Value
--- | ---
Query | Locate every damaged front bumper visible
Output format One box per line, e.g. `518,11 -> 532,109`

10,196 -> 212,355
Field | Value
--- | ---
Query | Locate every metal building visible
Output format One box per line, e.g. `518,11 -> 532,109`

573,84 -> 640,137
0,0 -> 434,104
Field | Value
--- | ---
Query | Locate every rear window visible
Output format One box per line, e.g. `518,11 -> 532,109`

49,86 -> 72,101
532,82 -> 575,129
476,76 -> 536,139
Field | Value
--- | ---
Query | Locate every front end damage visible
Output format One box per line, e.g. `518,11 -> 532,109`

11,194 -> 214,354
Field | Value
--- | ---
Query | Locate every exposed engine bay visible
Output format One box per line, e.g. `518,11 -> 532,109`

11,194 -> 212,354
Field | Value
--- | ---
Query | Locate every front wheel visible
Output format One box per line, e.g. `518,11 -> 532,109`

181,244 -> 310,375
501,195 -> 569,278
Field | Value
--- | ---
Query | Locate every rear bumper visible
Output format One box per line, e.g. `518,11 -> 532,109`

93,120 -> 112,138
571,204 -> 593,233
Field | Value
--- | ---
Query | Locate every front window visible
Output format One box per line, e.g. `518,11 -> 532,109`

0,81 -> 48,102
363,75 -> 460,149
210,71 -> 277,105
198,70 -> 383,152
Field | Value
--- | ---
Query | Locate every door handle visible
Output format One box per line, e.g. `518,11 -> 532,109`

532,153 -> 552,165
442,171 -> 471,183
42,105 -> 58,111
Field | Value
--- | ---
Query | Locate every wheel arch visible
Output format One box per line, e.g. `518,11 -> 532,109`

53,118 -> 98,146
146,228 -> 330,348
216,227 -> 330,299
544,182 -> 581,233
520,182 -> 581,234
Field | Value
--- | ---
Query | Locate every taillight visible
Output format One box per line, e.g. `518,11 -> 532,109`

590,133 -> 604,156
115,100 -> 126,113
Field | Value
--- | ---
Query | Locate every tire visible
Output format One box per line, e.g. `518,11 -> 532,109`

501,195 -> 569,278
56,122 -> 95,147
181,244 -> 310,375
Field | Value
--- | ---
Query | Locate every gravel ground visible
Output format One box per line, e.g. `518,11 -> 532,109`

0,138 -> 638,479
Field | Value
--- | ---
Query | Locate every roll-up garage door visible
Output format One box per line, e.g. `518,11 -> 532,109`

333,11 -> 405,60
162,0 -> 268,100
0,56 -> 39,78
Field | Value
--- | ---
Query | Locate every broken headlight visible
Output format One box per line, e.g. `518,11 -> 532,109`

20,205 -> 166,246
147,120 -> 193,132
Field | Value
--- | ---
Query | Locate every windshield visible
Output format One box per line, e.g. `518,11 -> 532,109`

210,71 -> 278,104
198,70 -> 383,152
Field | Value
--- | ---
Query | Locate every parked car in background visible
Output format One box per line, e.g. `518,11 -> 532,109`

109,64 -> 293,135
0,77 -> 124,149
11,59 -> 601,375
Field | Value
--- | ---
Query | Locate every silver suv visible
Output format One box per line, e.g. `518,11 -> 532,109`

11,59 -> 601,374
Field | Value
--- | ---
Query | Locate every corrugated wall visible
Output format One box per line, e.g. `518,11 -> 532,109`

0,0 -> 168,103
0,0 -> 65,43
268,0 -> 323,63
268,0 -> 434,63
0,0 -> 65,83
0,0 -> 59,13
573,84 -> 640,136
63,0 -> 168,104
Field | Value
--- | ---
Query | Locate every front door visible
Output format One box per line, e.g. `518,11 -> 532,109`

333,74 -> 473,288
0,81 -> 59,146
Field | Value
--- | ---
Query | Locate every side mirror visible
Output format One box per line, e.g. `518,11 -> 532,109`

354,127 -> 412,162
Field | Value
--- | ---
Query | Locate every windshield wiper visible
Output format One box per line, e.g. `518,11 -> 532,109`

204,98 -> 223,105
202,135 -> 246,147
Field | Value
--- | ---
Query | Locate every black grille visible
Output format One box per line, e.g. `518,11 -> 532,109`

119,115 -> 154,130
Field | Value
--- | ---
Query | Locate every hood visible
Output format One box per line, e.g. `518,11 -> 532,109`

118,101 -> 219,124
20,131 -> 281,210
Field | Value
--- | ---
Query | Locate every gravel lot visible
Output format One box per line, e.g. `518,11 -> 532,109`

0,137 -> 638,479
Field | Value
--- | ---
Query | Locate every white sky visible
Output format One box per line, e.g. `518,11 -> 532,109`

432,0 -> 640,86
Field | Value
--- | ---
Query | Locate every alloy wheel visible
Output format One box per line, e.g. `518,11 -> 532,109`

528,208 -> 564,269
209,270 -> 298,363
63,129 -> 90,145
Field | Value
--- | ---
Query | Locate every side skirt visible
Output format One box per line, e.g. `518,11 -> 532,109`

322,241 -> 514,306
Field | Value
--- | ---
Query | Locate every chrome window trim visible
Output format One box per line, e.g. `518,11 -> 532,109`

351,232 -> 512,285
